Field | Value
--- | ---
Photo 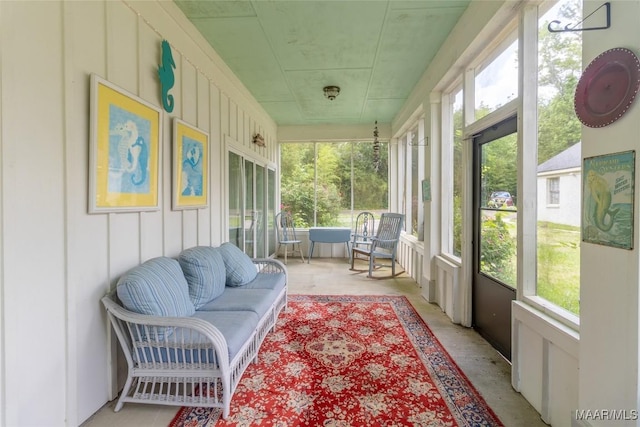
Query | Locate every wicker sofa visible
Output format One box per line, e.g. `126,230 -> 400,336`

101,243 -> 288,419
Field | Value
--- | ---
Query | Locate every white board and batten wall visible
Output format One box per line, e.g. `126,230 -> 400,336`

0,1 -> 276,425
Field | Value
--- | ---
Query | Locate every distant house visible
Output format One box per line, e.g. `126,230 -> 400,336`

537,142 -> 581,227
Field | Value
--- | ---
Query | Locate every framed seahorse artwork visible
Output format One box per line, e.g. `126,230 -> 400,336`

89,74 -> 162,213
172,119 -> 209,210
582,150 -> 635,249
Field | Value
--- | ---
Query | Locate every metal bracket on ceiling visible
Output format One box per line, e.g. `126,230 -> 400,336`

547,2 -> 610,33
408,137 -> 429,146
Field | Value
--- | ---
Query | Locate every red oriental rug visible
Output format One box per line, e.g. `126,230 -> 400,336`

170,294 -> 503,426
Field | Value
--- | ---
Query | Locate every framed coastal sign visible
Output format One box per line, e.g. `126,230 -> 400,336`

89,74 -> 161,213
172,118 -> 209,210
582,150 -> 635,249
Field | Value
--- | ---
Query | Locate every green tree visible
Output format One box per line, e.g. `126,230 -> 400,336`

480,213 -> 516,285
481,134 -> 518,203
537,0 -> 582,164
280,141 -> 388,227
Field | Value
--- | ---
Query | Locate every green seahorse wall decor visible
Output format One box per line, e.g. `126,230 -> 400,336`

158,39 -> 176,113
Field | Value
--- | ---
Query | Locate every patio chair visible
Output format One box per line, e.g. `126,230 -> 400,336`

351,211 -> 376,260
275,211 -> 305,264
350,212 -> 404,278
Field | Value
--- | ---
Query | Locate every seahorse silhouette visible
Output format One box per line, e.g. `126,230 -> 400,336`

130,137 -> 148,186
158,40 -> 176,113
112,120 -> 138,173
587,170 -> 619,232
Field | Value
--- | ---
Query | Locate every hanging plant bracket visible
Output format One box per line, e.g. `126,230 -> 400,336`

548,2 -> 610,33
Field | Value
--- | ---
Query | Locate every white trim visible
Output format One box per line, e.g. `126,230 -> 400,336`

464,98 -> 519,138
538,167 -> 581,177
518,4 -> 539,302
512,301 -> 579,358
435,255 -> 462,324
523,295 -> 580,331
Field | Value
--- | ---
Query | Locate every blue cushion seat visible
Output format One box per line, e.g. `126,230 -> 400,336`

192,310 -> 259,359
197,288 -> 277,319
240,272 -> 286,292
136,310 -> 259,363
178,246 -> 227,309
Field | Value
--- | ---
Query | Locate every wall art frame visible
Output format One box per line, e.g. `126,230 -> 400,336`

89,74 -> 162,213
582,150 -> 635,250
172,118 -> 209,210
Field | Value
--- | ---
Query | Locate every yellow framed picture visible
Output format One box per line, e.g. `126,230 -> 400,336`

89,74 -> 161,213
173,118 -> 209,210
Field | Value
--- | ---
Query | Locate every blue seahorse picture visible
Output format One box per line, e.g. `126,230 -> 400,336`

180,136 -> 203,197
108,105 -> 152,194
582,150 -> 635,249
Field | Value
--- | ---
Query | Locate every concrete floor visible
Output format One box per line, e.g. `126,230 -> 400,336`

82,257 -> 547,427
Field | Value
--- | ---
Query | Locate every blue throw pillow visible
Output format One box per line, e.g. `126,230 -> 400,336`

178,246 -> 227,308
218,242 -> 258,286
116,257 -> 195,318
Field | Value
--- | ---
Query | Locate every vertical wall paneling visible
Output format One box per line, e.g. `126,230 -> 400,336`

0,1 -> 279,424
106,2 -> 137,93
242,111 -> 249,148
163,46 -> 183,256
105,0 -> 141,277
220,95 -> 231,241
0,1 -> 5,424
181,58 -> 198,249
105,2 -> 143,400
230,99 -> 238,140
579,0 -> 640,416
1,2 -> 67,425
138,17 -> 164,262
62,2 -> 79,424
197,73 -> 212,246
181,58 -> 197,124
210,84 -> 223,244
70,0 -> 114,410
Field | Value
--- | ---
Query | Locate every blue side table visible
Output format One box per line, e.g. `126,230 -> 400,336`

308,227 -> 352,263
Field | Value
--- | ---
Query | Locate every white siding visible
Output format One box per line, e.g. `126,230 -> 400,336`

537,170 -> 581,227
1,3 -> 66,425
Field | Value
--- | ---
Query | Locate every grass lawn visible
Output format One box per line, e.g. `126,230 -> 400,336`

536,221 -> 580,314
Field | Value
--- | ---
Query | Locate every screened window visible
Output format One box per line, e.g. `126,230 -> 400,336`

475,39 -> 518,119
280,141 -> 388,227
452,89 -> 463,257
410,128 -> 419,237
536,0 -> 582,315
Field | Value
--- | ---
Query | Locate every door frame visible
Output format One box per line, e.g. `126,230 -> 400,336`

471,115 -> 518,360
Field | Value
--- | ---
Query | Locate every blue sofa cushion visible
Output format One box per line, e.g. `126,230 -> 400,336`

193,310 -> 259,360
197,288 -> 276,318
241,272 -> 286,293
218,242 -> 258,287
178,246 -> 227,308
116,257 -> 195,318
136,310 -> 259,362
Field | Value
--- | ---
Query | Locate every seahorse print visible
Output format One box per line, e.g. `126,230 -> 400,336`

130,136 -> 148,186
112,120 -> 139,173
587,170 -> 619,232
158,39 -> 176,113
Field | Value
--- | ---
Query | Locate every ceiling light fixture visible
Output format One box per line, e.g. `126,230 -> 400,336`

323,85 -> 340,101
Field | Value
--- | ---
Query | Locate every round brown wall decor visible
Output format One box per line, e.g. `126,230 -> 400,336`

574,47 -> 640,128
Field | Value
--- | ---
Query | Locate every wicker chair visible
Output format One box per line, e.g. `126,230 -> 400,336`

350,212 -> 404,278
